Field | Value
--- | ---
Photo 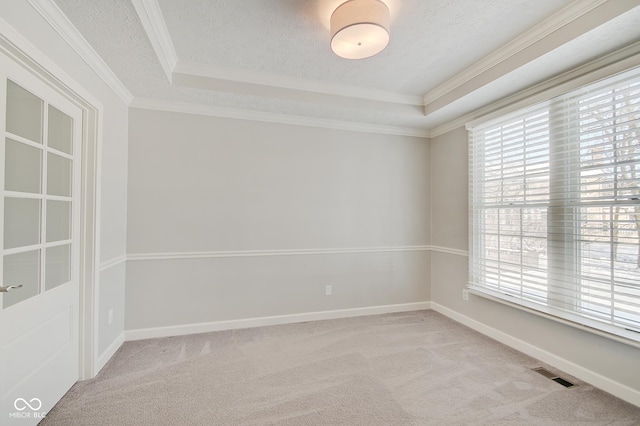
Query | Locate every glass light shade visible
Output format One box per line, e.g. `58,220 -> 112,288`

331,0 -> 390,60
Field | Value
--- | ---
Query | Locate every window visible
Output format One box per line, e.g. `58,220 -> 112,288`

468,66 -> 640,342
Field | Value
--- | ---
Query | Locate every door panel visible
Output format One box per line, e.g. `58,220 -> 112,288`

5,139 -> 42,193
0,53 -> 82,425
45,200 -> 71,243
47,105 -> 73,155
4,198 -> 41,249
45,244 -> 71,291
47,153 -> 72,197
5,80 -> 43,144
2,303 -> 73,397
2,250 -> 40,309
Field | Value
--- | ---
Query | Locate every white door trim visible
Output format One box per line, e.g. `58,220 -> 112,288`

0,17 -> 103,380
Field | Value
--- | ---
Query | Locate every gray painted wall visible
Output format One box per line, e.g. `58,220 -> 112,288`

98,263 -> 126,355
4,0 -> 639,403
430,127 -> 640,394
125,108 -> 431,330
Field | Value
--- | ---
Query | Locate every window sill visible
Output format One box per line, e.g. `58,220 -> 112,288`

468,287 -> 640,350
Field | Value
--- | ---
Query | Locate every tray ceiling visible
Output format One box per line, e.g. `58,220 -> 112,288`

47,0 -> 640,135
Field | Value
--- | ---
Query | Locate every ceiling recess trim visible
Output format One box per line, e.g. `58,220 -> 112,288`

423,0 -> 611,112
130,0 -> 422,109
28,0 -> 133,104
430,40 -> 640,138
130,0 -> 177,82
174,61 -> 424,107
130,97 -> 431,138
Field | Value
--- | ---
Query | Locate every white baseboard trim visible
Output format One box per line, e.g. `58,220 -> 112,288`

95,332 -> 125,375
431,302 -> 640,408
125,301 -> 432,341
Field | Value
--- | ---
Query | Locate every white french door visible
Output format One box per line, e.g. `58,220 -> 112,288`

0,53 -> 82,424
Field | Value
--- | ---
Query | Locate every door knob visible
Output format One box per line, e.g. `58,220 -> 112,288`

0,284 -> 23,293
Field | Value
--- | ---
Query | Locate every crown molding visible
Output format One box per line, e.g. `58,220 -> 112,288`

122,0 -> 428,115
174,61 -> 424,107
130,97 -> 431,138
430,40 -> 640,138
28,0 -> 133,105
423,0 -> 611,111
130,0 -> 177,83
0,14 -> 104,111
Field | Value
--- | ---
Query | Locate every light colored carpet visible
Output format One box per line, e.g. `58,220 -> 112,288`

42,310 -> 640,425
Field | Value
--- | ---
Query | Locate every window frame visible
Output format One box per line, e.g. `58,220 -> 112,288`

467,66 -> 640,347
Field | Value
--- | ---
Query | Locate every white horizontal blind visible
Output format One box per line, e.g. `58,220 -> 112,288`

469,66 -> 640,341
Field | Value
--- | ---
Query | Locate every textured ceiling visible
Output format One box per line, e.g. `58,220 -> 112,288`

51,0 -> 640,133
158,0 -> 569,94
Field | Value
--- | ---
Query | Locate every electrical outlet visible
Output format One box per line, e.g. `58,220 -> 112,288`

462,289 -> 469,301
108,308 -> 114,325
325,285 -> 332,296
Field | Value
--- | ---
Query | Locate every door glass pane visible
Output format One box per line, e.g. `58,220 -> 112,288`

47,153 -> 71,197
3,250 -> 40,309
46,200 -> 71,243
6,80 -> 43,143
5,138 -> 42,193
48,105 -> 73,154
45,244 -> 70,291
4,198 -> 41,249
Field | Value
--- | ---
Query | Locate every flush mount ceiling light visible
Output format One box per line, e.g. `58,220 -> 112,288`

330,0 -> 390,60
